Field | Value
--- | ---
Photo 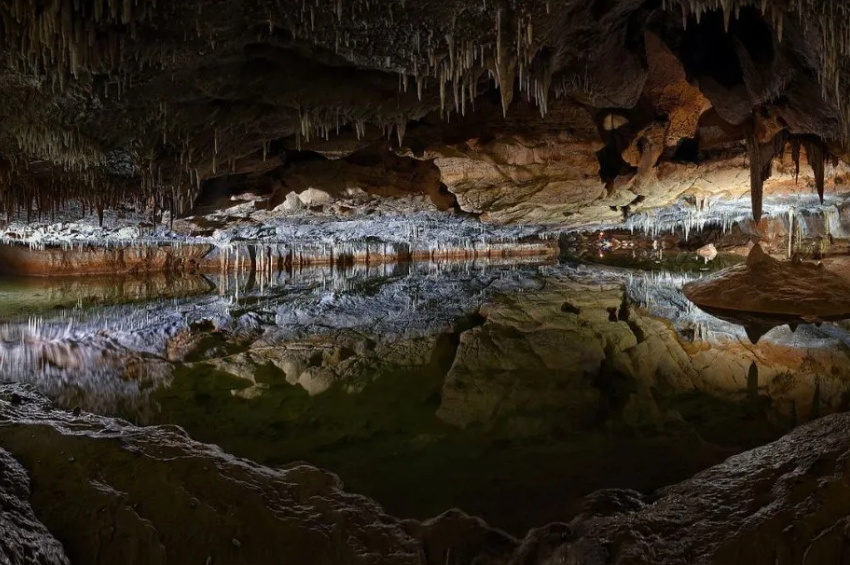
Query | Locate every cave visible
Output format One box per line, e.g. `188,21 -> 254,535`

3,1 -> 850,564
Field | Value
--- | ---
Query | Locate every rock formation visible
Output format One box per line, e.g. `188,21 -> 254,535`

0,444 -> 69,565
684,244 -> 850,317
5,1 -> 850,563
3,260 -> 845,537
4,377 -> 850,565
0,1 -> 848,229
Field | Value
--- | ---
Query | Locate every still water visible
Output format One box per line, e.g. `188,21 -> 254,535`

2,255 -> 850,535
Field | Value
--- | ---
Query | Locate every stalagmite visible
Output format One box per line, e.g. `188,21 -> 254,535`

790,138 -> 802,182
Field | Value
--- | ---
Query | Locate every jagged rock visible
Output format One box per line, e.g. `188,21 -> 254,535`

0,1 -> 846,227
0,446 -> 69,565
276,191 -> 306,212
0,385 -> 516,565
296,188 -> 334,207
4,380 -> 850,565
526,411 -> 850,564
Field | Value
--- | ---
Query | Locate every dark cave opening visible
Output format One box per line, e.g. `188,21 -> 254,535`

672,137 -> 701,163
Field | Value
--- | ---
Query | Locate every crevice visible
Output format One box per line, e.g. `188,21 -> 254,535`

671,137 -> 700,163
596,144 -> 637,187
561,302 -> 581,315
627,320 -> 646,344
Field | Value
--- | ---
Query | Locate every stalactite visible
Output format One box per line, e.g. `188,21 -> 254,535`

802,136 -> 827,203
396,120 -> 406,147
746,123 -> 787,223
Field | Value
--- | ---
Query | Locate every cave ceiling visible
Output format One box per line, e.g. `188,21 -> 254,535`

2,0 -> 850,222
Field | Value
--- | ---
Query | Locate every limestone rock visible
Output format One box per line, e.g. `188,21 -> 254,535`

297,188 -> 334,207
527,411 -> 850,564
0,385 -> 512,565
684,244 -> 850,317
0,446 -> 69,565
276,191 -> 306,212
5,380 -> 850,565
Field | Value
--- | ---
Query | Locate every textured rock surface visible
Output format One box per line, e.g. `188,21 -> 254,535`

521,411 -> 850,565
0,243 -> 212,276
0,1 -> 848,227
4,381 -> 850,565
684,244 -> 850,316
0,386 -> 515,565
0,447 -> 69,565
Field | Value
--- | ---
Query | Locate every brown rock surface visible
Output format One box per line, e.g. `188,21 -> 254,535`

269,148 -> 458,211
0,385 -> 519,565
684,244 -> 850,317
0,243 -> 213,277
523,410 -> 850,564
0,1 -> 846,226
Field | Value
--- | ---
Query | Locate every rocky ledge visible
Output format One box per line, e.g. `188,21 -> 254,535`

1,383 -> 850,565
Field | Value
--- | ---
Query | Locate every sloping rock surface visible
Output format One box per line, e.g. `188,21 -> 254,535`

3,372 -> 850,564
684,244 -> 850,316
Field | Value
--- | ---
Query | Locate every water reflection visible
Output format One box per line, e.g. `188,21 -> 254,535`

2,256 -> 850,533
688,305 -> 850,344
0,257 -> 552,416
0,273 -> 213,318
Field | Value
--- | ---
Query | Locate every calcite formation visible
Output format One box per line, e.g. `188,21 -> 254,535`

683,243 -> 850,317
0,1 -> 849,227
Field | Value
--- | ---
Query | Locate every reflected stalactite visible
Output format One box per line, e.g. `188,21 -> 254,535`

747,361 -> 759,401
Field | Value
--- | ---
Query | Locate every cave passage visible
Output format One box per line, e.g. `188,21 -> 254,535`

4,0 -> 850,564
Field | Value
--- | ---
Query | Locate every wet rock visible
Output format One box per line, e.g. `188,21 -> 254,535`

0,446 -> 69,565
527,411 -> 850,564
0,385 -> 514,565
3,382 -> 850,565
0,244 -> 213,277
696,242 -> 718,261
684,244 -> 850,317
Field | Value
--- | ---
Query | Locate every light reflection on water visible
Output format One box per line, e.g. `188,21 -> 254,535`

0,257 -> 553,413
3,255 -> 850,532
1,255 -> 849,413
